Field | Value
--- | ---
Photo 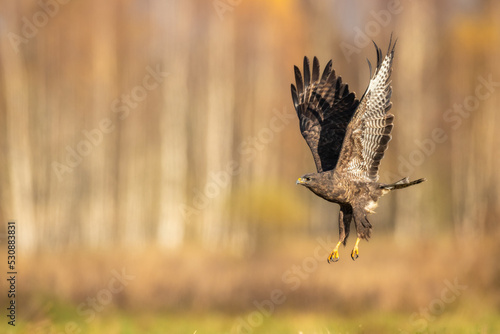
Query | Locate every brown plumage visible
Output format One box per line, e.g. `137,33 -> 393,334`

292,37 -> 425,262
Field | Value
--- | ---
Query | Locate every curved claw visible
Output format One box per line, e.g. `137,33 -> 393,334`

327,249 -> 339,263
327,241 -> 343,264
351,237 -> 361,261
351,247 -> 359,261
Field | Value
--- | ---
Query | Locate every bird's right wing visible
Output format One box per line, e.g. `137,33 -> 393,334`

336,39 -> 396,181
291,57 -> 359,172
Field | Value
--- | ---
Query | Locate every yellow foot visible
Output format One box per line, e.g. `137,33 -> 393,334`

327,249 -> 339,263
327,241 -> 342,263
351,237 -> 360,261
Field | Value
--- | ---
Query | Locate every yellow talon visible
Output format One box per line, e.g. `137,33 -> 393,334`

327,249 -> 339,263
327,241 -> 343,263
351,237 -> 360,260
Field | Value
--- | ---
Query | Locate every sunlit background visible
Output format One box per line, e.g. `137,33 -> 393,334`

1,0 -> 500,333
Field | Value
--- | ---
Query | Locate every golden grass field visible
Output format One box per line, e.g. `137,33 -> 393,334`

2,234 -> 500,333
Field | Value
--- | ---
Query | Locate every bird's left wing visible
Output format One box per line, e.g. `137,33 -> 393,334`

336,38 -> 396,181
291,57 -> 359,172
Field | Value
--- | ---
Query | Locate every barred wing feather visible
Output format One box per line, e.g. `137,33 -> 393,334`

337,39 -> 396,181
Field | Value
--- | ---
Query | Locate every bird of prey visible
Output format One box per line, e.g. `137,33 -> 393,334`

291,37 -> 425,262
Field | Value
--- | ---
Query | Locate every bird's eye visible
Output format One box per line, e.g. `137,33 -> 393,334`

305,177 -> 311,181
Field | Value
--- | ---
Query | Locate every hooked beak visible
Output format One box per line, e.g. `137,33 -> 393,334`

296,177 -> 304,185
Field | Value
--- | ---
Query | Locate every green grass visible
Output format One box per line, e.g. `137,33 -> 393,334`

3,305 -> 499,334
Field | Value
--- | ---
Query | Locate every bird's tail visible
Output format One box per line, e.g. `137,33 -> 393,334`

380,177 -> 426,190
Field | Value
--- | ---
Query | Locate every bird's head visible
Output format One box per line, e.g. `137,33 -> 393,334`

296,172 -> 330,199
296,173 -> 317,188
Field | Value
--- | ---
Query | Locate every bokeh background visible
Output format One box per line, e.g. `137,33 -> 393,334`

1,0 -> 500,333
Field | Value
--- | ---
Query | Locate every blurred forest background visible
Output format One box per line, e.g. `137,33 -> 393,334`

1,0 -> 500,333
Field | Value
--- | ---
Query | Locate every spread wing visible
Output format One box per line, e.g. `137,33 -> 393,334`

336,39 -> 396,182
291,57 -> 359,172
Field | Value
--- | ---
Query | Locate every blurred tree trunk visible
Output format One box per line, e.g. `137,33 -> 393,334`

200,12 -> 235,249
0,3 -> 36,251
156,1 -> 191,248
487,1 -> 500,232
114,4 -> 161,247
449,4 -> 500,237
393,1 -> 437,241
83,1 -> 117,247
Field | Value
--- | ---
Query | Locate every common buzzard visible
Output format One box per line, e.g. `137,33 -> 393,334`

292,37 -> 425,262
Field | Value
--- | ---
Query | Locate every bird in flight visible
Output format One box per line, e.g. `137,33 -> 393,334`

291,37 -> 425,262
